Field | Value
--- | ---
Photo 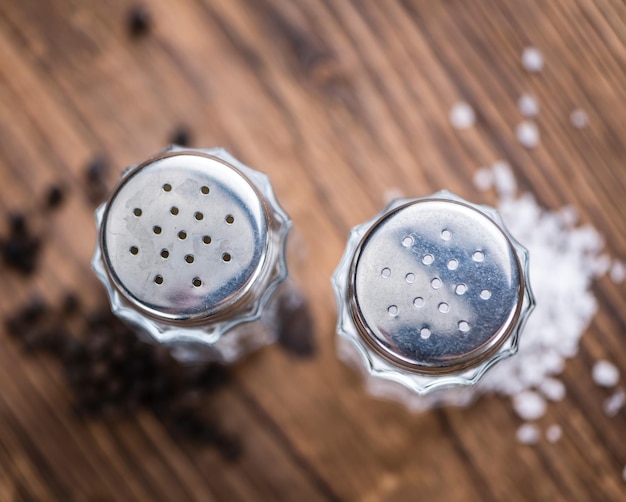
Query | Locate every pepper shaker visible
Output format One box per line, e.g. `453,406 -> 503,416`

332,191 -> 535,410
92,146 -> 293,363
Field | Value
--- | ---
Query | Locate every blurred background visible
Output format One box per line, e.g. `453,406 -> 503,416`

0,0 -> 624,500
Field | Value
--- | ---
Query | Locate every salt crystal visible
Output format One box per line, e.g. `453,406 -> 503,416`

592,360 -> 620,388
610,261 -> 625,284
539,378 -> 566,401
570,109 -> 589,129
541,351 -> 566,375
492,160 -> 517,197
513,391 -> 547,420
603,389 -> 625,417
516,121 -> 540,148
473,167 -> 494,191
545,424 -> 562,443
518,93 -> 539,117
557,205 -> 578,227
522,47 -> 544,72
449,102 -> 476,130
591,254 -> 611,276
383,187 -> 404,204
516,423 -> 540,445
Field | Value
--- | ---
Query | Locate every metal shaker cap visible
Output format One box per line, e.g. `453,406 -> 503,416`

92,146 -> 290,356
333,191 -> 534,394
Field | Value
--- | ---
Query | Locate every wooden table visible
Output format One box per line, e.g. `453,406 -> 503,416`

0,0 -> 624,500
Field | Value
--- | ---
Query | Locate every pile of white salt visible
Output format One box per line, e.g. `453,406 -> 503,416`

472,162 -> 623,428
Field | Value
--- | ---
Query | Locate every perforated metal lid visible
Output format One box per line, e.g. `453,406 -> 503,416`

101,151 -> 268,322
333,191 -> 534,387
93,148 -> 290,342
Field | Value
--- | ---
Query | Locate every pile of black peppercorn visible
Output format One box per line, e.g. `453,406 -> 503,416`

4,295 -> 242,460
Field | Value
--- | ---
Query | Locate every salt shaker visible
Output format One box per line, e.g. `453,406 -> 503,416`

332,191 -> 535,411
92,146 -> 292,363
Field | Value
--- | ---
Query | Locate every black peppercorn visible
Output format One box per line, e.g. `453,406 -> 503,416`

61,292 -> 80,316
45,185 -> 65,210
19,297 -> 48,325
127,5 -> 152,38
215,433 -> 243,461
8,213 -> 27,235
85,156 -> 109,184
169,125 -> 192,147
84,156 -> 110,204
277,297 -> 316,358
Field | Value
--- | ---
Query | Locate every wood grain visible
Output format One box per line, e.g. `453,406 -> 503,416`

0,0 -> 624,500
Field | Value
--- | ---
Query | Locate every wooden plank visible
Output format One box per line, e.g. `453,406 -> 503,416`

0,0 -> 624,500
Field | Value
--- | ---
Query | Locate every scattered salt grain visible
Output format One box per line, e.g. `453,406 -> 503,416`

610,261 -> 625,284
492,161 -> 517,196
591,253 -> 611,276
449,102 -> 476,130
472,161 -> 610,422
516,423 -> 540,445
473,167 -> 494,191
383,187 -> 404,205
513,391 -> 547,421
521,47 -> 544,73
603,389 -> 625,417
516,121 -> 540,148
545,424 -> 562,443
539,378 -> 566,402
570,109 -> 589,129
592,360 -> 620,388
557,205 -> 579,227
518,93 -> 539,117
